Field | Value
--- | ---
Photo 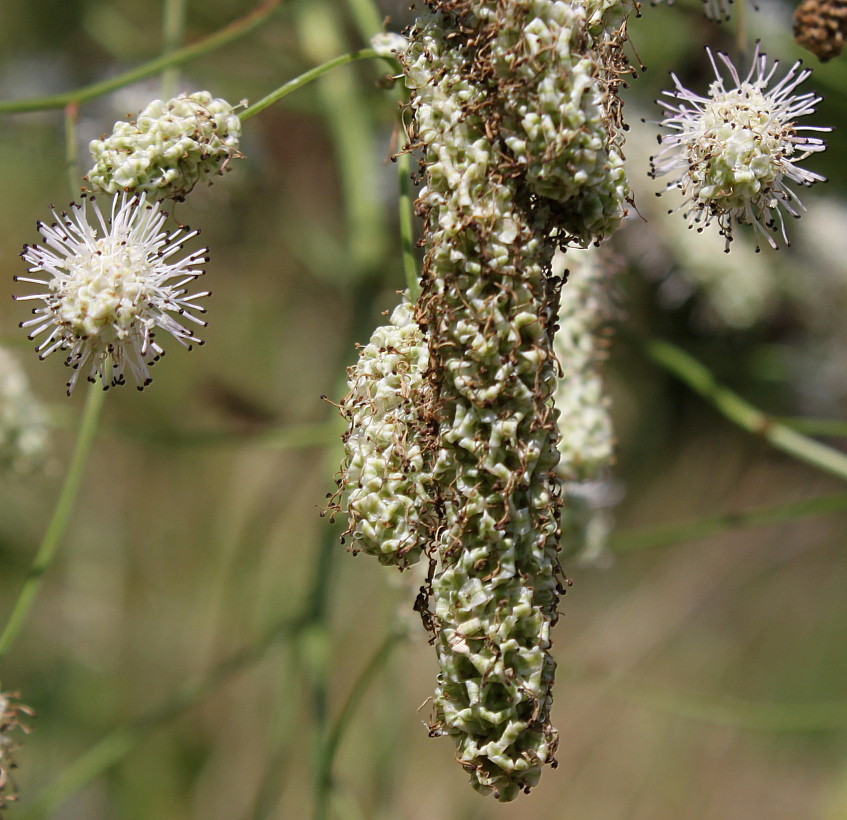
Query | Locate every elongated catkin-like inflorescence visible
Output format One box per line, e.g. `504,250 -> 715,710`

402,0 -> 630,801
338,295 -> 431,569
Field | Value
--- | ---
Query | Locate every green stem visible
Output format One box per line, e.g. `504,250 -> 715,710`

161,0 -> 188,97
20,614 -> 298,819
0,0 -> 281,115
609,491 -> 847,553
0,383 -> 106,662
314,630 -> 404,820
239,48 -> 379,121
640,337 -> 847,483
775,416 -> 847,439
398,150 -> 420,299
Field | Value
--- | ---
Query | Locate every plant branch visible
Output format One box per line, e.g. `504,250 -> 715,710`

239,48 -> 380,121
0,0 -> 282,114
639,337 -> 847,483
0,382 -> 106,662
313,629 -> 405,819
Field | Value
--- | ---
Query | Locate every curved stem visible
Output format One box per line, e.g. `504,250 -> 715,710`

314,629 -> 404,820
639,337 -> 847,483
0,382 -> 106,662
0,0 -> 281,115
239,49 -> 379,121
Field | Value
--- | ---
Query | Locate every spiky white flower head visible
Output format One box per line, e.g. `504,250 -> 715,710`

16,194 -> 209,395
87,91 -> 242,200
651,45 -> 829,251
0,347 -> 48,474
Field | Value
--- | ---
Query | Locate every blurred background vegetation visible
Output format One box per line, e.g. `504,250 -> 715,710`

1,0 -> 847,817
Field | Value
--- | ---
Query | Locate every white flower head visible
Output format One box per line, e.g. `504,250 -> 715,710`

16,194 -> 209,395
651,44 -> 830,251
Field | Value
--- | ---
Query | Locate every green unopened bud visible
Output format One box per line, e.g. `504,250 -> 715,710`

87,91 -> 242,200
338,295 -> 431,568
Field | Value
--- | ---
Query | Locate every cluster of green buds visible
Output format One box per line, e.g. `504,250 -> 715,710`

337,0 -> 631,802
87,91 -> 242,201
338,295 -> 432,569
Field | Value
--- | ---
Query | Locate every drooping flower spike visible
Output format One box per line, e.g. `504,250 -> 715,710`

651,43 -> 830,251
16,194 -> 209,395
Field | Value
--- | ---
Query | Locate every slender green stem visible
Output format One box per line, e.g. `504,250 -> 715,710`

0,383 -> 106,662
64,103 -> 81,196
314,630 -> 404,820
398,150 -> 420,299
161,0 -> 188,97
640,337 -> 847,483
609,491 -> 847,553
239,49 -> 379,121
775,416 -> 847,439
0,0 -> 281,115
20,614 -> 298,819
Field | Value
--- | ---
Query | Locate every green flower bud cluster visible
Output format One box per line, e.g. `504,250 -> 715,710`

338,295 -> 431,569
0,347 -> 48,475
398,0 -> 630,800
554,247 -> 616,482
487,0 -> 632,244
87,91 -> 242,200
